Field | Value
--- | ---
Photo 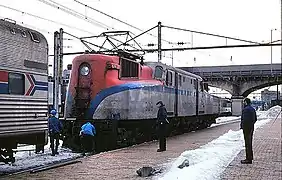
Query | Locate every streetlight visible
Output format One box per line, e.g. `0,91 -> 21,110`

270,28 -> 277,75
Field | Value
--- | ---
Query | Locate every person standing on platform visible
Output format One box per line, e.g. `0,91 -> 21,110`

240,98 -> 257,164
48,109 -> 63,156
80,121 -> 96,156
156,101 -> 168,152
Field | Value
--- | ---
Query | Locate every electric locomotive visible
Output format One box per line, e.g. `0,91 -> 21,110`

63,51 -> 222,152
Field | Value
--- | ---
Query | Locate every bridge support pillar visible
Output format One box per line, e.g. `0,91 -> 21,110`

231,96 -> 244,116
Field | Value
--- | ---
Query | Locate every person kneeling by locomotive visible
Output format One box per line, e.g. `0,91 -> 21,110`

48,109 -> 63,156
80,121 -> 96,156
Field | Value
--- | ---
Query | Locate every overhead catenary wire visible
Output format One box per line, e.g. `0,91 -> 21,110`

73,0 -> 174,44
0,4 -> 95,35
36,0 -> 113,30
162,25 -> 261,44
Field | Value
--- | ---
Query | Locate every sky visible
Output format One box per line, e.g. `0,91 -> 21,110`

0,0 -> 281,94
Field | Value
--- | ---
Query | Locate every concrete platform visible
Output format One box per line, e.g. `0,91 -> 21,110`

221,117 -> 281,180
5,121 -> 241,180
4,115 -> 281,180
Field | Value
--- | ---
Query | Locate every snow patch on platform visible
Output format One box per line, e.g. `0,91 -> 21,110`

156,106 -> 281,180
0,140 -> 80,175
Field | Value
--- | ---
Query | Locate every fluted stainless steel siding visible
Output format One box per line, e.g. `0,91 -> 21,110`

0,96 -> 48,135
0,19 -> 48,138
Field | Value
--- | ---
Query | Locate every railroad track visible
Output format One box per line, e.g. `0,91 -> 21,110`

0,156 -> 83,178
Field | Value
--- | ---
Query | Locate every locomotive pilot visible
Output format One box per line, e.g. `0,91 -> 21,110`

48,109 -> 63,156
156,101 -> 169,152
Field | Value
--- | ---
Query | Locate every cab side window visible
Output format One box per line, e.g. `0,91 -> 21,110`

154,66 -> 163,79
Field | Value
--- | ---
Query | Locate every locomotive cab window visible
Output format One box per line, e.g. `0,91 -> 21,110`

120,58 -> 139,78
8,73 -> 25,95
154,66 -> 163,79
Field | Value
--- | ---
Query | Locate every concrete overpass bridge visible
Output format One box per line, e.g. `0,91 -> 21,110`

179,63 -> 282,115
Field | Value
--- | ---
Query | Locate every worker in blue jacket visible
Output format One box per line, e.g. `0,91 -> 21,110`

48,109 -> 63,156
80,121 -> 96,155
240,98 -> 257,164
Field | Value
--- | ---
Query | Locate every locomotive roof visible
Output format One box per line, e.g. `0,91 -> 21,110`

144,61 -> 203,80
74,53 -> 203,80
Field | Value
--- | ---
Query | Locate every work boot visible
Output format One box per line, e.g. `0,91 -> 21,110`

241,159 -> 252,164
157,149 -> 165,152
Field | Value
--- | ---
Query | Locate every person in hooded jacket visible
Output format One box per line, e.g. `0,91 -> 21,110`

80,121 -> 96,155
240,98 -> 257,164
156,101 -> 168,152
48,109 -> 63,156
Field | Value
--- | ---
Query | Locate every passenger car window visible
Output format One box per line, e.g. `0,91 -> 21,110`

9,73 -> 25,95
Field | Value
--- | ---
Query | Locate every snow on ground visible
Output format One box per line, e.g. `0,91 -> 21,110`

0,139 -> 81,175
214,116 -> 240,124
156,106 -> 281,180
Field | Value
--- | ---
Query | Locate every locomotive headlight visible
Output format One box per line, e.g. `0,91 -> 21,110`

80,66 -> 90,76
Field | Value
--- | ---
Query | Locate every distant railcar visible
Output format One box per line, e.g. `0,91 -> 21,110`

0,19 -> 48,163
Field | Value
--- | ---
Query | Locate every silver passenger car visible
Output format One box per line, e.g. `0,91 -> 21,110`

0,19 -> 48,163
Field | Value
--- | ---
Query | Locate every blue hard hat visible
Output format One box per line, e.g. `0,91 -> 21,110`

50,109 -> 57,115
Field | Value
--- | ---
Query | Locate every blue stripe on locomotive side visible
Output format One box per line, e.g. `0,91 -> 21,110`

86,83 -> 195,119
0,83 -> 8,94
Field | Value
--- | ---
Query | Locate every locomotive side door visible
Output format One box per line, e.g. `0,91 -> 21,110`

174,71 -> 178,117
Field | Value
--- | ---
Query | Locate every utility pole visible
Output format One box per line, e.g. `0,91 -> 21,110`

278,0 -> 282,106
53,31 -> 59,116
171,46 -> 174,66
158,21 -> 162,63
53,29 -> 64,117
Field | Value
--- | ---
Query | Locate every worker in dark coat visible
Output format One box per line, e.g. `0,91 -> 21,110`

240,98 -> 257,164
80,121 -> 96,156
48,109 -> 63,156
156,101 -> 168,152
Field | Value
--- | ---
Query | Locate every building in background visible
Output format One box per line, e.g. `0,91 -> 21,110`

261,89 -> 280,109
